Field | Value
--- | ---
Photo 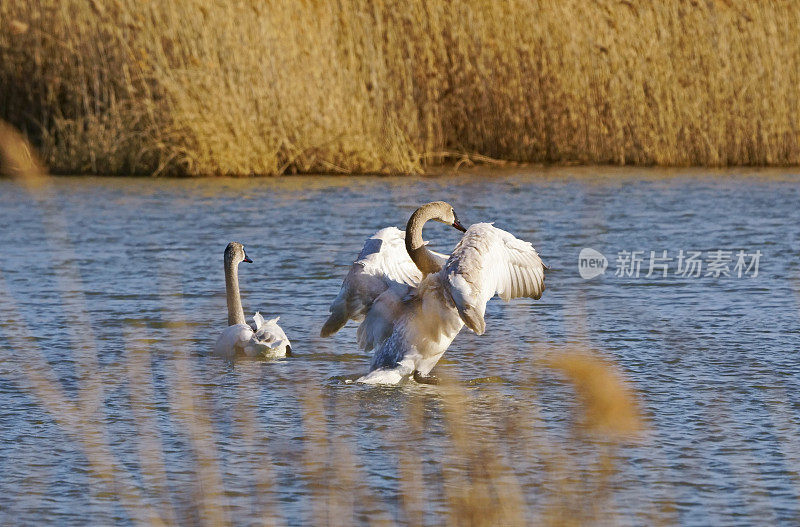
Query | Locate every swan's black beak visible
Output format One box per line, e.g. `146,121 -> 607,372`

452,219 -> 467,232
243,255 -> 253,263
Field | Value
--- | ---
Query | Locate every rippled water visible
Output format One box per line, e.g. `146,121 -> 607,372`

1,168 -> 799,525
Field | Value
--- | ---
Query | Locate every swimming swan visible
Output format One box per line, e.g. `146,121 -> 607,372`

213,242 -> 291,358
321,201 -> 545,384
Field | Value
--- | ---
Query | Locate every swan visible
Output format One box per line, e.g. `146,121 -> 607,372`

213,242 -> 291,359
321,201 -> 546,384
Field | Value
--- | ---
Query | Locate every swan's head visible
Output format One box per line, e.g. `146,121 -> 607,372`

224,241 -> 253,266
428,201 -> 467,232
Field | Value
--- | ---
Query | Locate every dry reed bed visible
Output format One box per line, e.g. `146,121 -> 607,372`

2,1 -> 800,175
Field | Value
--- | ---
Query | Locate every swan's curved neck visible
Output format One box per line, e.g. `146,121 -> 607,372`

224,259 -> 246,326
405,204 -> 444,276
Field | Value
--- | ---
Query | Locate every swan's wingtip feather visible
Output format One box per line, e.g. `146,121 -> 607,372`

252,311 -> 265,330
321,309 -> 347,337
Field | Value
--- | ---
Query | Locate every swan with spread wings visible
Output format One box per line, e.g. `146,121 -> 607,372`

321,201 -> 546,384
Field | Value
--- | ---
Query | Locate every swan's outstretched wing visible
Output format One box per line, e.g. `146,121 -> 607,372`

442,223 -> 545,335
321,227 -> 427,337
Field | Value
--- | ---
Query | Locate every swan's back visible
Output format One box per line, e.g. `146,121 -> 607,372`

214,323 -> 254,358
215,314 -> 291,359
251,312 -> 291,357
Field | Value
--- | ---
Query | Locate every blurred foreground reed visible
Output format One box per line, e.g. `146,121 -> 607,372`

2,1 -> 799,176
0,128 -> 653,525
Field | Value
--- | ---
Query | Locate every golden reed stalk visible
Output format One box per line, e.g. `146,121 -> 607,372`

0,122 -> 661,525
2,1 -> 800,176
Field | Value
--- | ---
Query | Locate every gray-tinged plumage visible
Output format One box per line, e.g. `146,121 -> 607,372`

404,201 -> 459,275
320,202 -> 461,339
322,203 -> 544,384
320,226 -> 447,338
357,222 -> 545,384
214,242 -> 291,358
223,242 -> 248,326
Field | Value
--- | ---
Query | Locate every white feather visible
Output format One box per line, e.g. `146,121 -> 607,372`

443,223 -> 546,334
321,227 -> 446,337
214,242 -> 292,359
214,324 -> 255,359
214,312 -> 291,359
327,218 -> 545,384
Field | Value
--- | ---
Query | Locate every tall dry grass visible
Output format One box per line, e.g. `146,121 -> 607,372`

2,1 -> 800,175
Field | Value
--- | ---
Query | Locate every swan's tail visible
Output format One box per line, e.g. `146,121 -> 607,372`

320,303 -> 348,337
